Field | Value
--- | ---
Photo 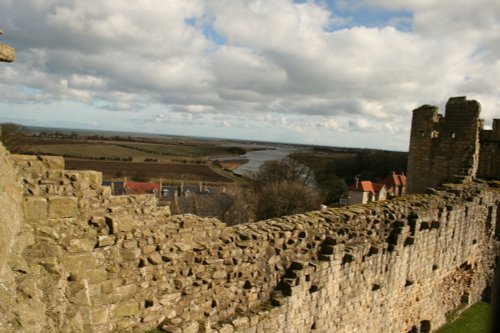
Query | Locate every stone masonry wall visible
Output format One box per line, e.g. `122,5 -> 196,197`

407,97 -> 482,194
0,29 -> 16,63
0,144 -> 499,333
478,119 -> 500,179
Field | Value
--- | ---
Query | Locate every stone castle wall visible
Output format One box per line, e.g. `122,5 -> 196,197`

407,96 -> 499,194
478,119 -> 500,179
0,144 -> 498,333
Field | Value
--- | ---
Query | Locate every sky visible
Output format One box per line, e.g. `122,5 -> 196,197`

0,0 -> 499,151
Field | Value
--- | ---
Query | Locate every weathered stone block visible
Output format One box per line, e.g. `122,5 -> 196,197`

101,281 -> 115,294
121,248 -> 141,261
115,284 -> 137,300
48,196 -> 78,218
62,253 -> 97,275
91,306 -> 110,325
113,300 -> 139,319
67,238 -> 96,253
232,316 -> 249,329
106,215 -> 133,233
23,197 -> 47,221
40,155 -> 65,170
148,252 -> 163,265
182,320 -> 200,333
98,235 -> 115,247
219,324 -> 235,333
87,269 -> 108,283
162,325 -> 182,333
142,244 -> 156,254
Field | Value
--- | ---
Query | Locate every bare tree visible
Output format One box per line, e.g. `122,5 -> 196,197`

252,157 -> 316,187
251,157 -> 320,220
223,187 -> 257,226
255,180 -> 320,220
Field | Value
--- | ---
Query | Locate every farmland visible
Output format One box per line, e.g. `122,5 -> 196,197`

65,159 -> 232,183
24,133 -> 251,183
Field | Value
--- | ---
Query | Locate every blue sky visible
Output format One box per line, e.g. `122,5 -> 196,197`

1,0 -> 499,151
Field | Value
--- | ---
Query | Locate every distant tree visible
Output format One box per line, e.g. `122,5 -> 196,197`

227,146 -> 247,155
0,123 -> 33,153
325,177 -> 348,204
223,187 -> 257,225
251,157 -> 320,220
255,180 -> 320,220
252,157 -> 316,187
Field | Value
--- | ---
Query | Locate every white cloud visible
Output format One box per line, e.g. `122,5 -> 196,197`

0,0 -> 499,150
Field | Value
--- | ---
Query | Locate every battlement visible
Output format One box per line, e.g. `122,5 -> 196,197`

407,96 -> 499,194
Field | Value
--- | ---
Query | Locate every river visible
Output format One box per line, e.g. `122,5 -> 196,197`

231,147 -> 295,175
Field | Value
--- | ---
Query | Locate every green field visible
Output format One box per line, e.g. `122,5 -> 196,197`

435,301 -> 492,333
25,137 -> 248,183
113,141 -> 234,157
29,143 -> 160,161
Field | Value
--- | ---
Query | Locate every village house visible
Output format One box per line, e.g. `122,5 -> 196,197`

342,173 -> 404,205
347,179 -> 375,205
380,172 -> 407,198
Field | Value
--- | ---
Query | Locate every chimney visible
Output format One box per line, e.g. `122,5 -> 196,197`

355,176 -> 359,189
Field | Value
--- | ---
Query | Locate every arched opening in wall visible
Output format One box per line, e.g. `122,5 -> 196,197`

420,320 -> 431,332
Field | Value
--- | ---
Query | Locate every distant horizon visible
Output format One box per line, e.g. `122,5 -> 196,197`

17,123 -> 409,153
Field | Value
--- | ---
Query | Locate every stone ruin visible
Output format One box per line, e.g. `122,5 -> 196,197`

0,33 -> 499,333
0,29 -> 15,63
0,139 -> 499,333
407,96 -> 500,194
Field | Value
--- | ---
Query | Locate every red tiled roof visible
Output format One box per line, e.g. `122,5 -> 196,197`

124,181 -> 160,195
372,183 -> 386,193
398,174 -> 407,186
381,172 -> 404,187
349,180 -> 375,194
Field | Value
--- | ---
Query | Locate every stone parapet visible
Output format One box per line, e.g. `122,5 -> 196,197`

0,146 -> 498,333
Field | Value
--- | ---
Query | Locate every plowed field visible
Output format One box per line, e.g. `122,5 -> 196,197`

65,159 -> 232,183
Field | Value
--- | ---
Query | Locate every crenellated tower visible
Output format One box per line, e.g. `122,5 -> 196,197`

407,96 -> 482,194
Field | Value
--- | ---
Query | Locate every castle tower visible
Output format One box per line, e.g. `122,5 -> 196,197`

407,96 -> 482,194
478,118 -> 500,179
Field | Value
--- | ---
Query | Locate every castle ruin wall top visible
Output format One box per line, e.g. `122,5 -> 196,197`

0,29 -> 16,63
